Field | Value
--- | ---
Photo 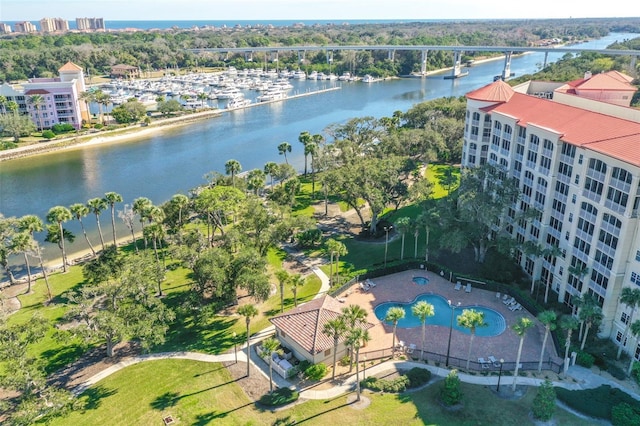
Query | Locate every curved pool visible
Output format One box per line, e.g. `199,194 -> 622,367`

412,276 -> 429,285
375,293 -> 506,337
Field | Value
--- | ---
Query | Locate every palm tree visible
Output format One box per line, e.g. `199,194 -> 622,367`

457,309 -> 487,371
412,300 -> 435,361
27,94 -> 45,130
537,310 -> 557,372
627,320 -> 640,375
17,215 -> 52,301
617,288 -> 640,359
416,205 -> 439,262
512,317 -> 534,391
133,197 -> 153,247
346,327 -> 371,402
290,273 -> 304,307
559,315 -> 580,363
103,192 -> 123,247
11,232 -> 35,293
264,161 -> 278,188
310,133 -> 323,195
326,238 -> 340,285
118,204 -> 138,253
197,91 -> 208,108
541,245 -> 562,303
579,299 -> 603,350
69,203 -> 96,256
170,194 -> 190,227
261,337 -> 281,393
341,304 -> 367,371
46,206 -> 72,272
522,240 -> 545,295
412,219 -> 420,259
87,197 -> 107,250
385,306 -> 405,357
237,304 -> 259,377
225,159 -> 242,187
275,269 -> 290,313
79,91 -> 96,124
322,317 -> 346,380
277,142 -> 292,164
333,241 -> 347,286
0,95 -> 7,114
395,217 -> 411,260
298,131 -> 312,175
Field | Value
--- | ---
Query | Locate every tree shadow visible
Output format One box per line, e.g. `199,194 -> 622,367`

150,391 -> 180,410
78,385 -> 117,411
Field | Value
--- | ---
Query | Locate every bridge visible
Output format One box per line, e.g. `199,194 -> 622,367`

187,45 -> 640,80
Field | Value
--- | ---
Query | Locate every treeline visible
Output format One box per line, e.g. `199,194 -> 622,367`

1,18 -> 639,82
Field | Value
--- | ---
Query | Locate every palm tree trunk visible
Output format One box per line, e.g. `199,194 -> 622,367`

421,322 -> 426,361
78,219 -> 96,256
110,207 -> 117,246
466,334 -> 475,371
355,346 -> 361,401
58,222 -> 68,272
580,323 -> 591,350
513,337 -> 525,391
36,250 -> 52,302
538,329 -> 549,372
245,321 -> 251,377
22,253 -> 32,294
96,216 -> 105,251
332,337 -> 338,380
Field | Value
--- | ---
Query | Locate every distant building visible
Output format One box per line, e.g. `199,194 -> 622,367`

76,17 -> 105,31
0,61 -> 89,130
0,23 -> 12,34
40,17 -> 69,33
110,64 -> 141,79
461,70 -> 640,360
14,21 -> 37,33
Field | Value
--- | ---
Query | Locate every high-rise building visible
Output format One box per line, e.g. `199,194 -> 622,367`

76,17 -> 105,31
40,17 -> 69,33
14,21 -> 37,33
461,71 -> 640,358
0,62 -> 88,130
0,23 -> 12,33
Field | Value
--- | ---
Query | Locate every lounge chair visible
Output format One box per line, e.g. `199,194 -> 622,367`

406,343 -> 416,354
488,355 -> 501,367
503,297 -> 515,305
454,281 -> 462,291
465,283 -> 472,293
502,294 -> 509,301
367,279 -> 376,288
509,303 -> 522,312
396,340 -> 406,351
478,357 -> 490,369
360,282 -> 370,292
496,292 -> 501,299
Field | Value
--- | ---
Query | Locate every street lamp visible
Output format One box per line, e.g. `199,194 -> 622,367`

445,300 -> 461,367
363,355 -> 367,380
232,332 -> 237,364
384,226 -> 393,268
496,358 -> 505,392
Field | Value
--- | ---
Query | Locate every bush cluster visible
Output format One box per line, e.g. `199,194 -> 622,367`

575,351 -> 595,368
612,402 -> 640,426
532,380 -> 556,421
362,375 -> 410,393
440,370 -> 463,406
556,385 -> 640,420
304,363 -> 327,381
258,387 -> 299,407
51,123 -> 75,134
405,367 -> 432,387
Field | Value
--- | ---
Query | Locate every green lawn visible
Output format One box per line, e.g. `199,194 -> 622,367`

47,358 -> 597,426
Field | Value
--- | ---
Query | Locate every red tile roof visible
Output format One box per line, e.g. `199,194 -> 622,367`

466,80 -> 515,103
58,61 -> 82,72
561,70 -> 637,93
269,295 -> 374,355
481,92 -> 640,167
24,89 -> 50,95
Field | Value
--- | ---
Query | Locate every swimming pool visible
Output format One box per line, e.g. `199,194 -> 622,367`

412,276 -> 429,285
374,293 -> 506,337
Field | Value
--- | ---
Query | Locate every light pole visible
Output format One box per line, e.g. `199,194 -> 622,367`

445,300 -> 461,367
363,355 -> 367,380
384,226 -> 393,268
496,358 -> 505,392
232,332 -> 237,364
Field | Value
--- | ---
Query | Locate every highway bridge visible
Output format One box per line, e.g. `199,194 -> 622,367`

187,44 -> 640,80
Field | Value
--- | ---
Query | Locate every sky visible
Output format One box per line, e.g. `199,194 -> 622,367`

2,0 -> 638,22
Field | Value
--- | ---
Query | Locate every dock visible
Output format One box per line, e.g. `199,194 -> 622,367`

224,86 -> 341,111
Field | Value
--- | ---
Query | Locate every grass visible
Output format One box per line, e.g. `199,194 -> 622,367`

46,358 -> 597,426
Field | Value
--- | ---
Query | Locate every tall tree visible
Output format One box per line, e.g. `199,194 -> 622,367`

627,320 -> 640,375
579,298 -> 603,350
170,194 -> 190,228
522,240 -> 545,295
457,309 -> 487,371
87,197 -> 107,251
0,112 -> 36,142
385,306 -> 406,357
70,203 -> 96,256
103,192 -> 123,247
261,337 -> 280,393
275,269 -> 290,313
27,94 -> 45,130
277,141 -> 292,164
225,159 -> 242,187
264,161 -> 278,188
537,310 -> 557,372
559,315 -> 579,364
341,304 -> 367,371
298,131 -> 312,175
46,206 -> 72,272
18,215 -> 52,301
237,304 -> 259,377
617,288 -> 640,359
412,300 -> 435,361
11,232 -> 35,294
322,317 -> 347,380
346,327 -> 371,402
118,204 -> 138,253
395,216 -> 411,260
512,317 -> 534,391
0,215 -> 18,285
289,273 -> 304,307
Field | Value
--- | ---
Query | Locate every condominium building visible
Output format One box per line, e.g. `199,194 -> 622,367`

40,17 -> 70,33
0,23 -> 12,34
76,17 -> 105,31
13,21 -> 37,33
461,71 -> 640,358
0,62 -> 89,130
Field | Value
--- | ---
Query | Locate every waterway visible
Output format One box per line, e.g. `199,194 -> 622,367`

0,32 -> 636,266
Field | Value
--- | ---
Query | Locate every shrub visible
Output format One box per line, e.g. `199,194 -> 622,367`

258,387 -> 299,407
612,402 -> 640,426
440,370 -> 463,406
362,375 -> 410,393
41,130 -> 55,139
339,356 -> 350,367
632,362 -> 640,384
304,363 -> 327,381
532,380 -> 556,421
93,123 -> 104,130
607,363 -> 627,380
575,351 -> 595,368
556,385 -> 640,420
51,123 -> 75,134
0,141 -> 18,150
406,367 -> 431,388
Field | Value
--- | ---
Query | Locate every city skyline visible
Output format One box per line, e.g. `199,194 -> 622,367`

2,0 -> 638,22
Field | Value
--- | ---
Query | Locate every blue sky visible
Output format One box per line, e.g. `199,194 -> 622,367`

2,0 -> 636,21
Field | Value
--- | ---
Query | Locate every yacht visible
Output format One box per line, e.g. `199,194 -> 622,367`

217,87 -> 243,99
257,88 -> 287,102
362,74 -> 377,83
292,70 -> 306,80
227,98 -> 252,109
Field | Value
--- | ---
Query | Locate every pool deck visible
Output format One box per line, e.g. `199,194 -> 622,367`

336,269 -> 560,366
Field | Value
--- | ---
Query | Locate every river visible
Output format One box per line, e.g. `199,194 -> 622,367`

0,32 -> 636,266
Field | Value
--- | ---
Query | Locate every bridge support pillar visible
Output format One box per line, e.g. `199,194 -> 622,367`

501,52 -> 512,80
297,50 -> 305,63
543,51 -> 549,69
245,51 -> 253,62
420,49 -> 428,75
388,49 -> 395,61
450,51 -> 463,78
630,55 -> 638,77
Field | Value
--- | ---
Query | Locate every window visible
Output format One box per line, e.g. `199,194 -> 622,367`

573,237 -> 591,255
558,162 -> 573,177
540,156 -> 551,171
612,167 -> 632,184
606,187 -> 629,208
529,134 -> 540,149
552,199 -> 566,214
622,312 -> 631,325
550,217 -> 562,232
595,250 -> 614,270
572,194 -> 577,204
636,250 -> 640,262
581,202 -> 598,216
568,213 -> 573,223
555,181 -> 569,195
599,230 -> 618,250
574,174 -> 580,185
576,217 -> 594,236
561,142 -> 576,158
527,150 -> 538,164
543,138 -> 554,151
588,158 -> 607,174
632,272 -> 640,286
578,154 -> 583,164
603,213 -> 622,230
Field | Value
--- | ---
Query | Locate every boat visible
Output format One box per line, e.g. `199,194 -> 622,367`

361,74 -> 376,83
217,87 -> 243,99
292,70 -> 306,80
308,70 -> 318,80
257,88 -> 287,102
444,71 -> 470,80
227,98 -> 252,109
338,72 -> 351,81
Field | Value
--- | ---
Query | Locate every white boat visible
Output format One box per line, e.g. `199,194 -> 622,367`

308,70 -> 318,80
338,72 -> 351,81
217,87 -> 243,99
326,73 -> 338,81
362,74 -> 377,83
227,98 -> 252,109
292,70 -> 306,80
257,88 -> 287,102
